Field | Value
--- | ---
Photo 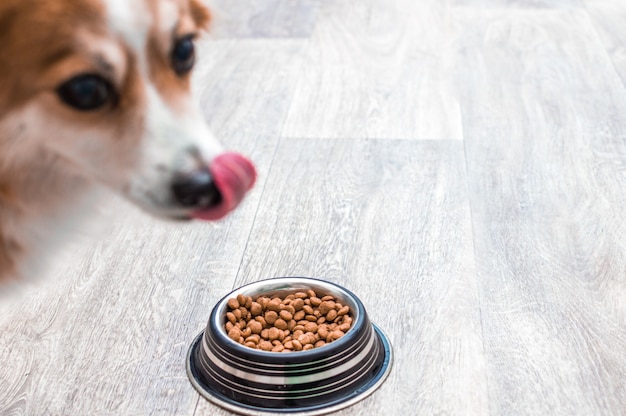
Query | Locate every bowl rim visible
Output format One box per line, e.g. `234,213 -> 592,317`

208,277 -> 366,359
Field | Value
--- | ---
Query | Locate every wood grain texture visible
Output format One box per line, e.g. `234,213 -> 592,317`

450,0 -> 582,8
282,0 -> 463,140
0,39 -> 306,416
454,7 -> 626,415
207,0 -> 318,38
192,38 -> 306,145
195,138 -> 488,415
584,0 -> 626,88
0,186 -> 260,416
3,2 -> 626,416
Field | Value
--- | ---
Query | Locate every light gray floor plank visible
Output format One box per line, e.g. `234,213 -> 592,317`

207,0 -> 318,38
195,138 -> 488,415
4,2 -> 626,415
584,0 -> 626,88
282,0 -> 463,140
0,205 -> 251,416
454,8 -> 626,415
193,38 -> 306,144
0,39 -> 306,416
450,0 -> 582,8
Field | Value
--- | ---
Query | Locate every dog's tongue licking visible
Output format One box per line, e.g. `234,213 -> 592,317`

191,152 -> 256,221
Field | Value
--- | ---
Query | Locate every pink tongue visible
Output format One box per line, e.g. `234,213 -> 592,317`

191,152 -> 256,221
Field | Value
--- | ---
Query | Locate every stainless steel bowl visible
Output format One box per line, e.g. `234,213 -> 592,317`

187,277 -> 393,415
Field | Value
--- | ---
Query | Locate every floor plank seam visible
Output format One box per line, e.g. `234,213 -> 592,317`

231,134 -> 283,289
459,107 -> 493,416
231,40 -> 310,289
272,136 -> 465,142
191,394 -> 201,416
193,27 -> 315,416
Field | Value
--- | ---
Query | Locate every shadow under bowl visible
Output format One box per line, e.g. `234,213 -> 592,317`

187,277 -> 393,415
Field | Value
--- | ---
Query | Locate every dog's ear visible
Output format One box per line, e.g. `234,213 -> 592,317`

190,0 -> 211,30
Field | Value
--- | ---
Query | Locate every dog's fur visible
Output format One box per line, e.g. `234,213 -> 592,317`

0,0 -> 252,284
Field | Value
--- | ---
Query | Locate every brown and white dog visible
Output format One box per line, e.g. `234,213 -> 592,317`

0,0 -> 256,285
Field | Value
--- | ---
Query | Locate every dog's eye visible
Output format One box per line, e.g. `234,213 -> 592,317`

171,36 -> 195,76
57,74 -> 114,111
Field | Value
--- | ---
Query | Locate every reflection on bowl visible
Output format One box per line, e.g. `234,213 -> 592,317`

187,277 -> 393,415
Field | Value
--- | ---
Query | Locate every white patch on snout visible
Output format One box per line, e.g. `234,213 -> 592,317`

145,85 -> 224,165
159,0 -> 180,34
103,0 -> 152,71
100,0 -> 227,216
126,86 -> 224,214
103,0 -> 180,72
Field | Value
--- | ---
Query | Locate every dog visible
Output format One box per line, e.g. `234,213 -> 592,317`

0,0 -> 256,285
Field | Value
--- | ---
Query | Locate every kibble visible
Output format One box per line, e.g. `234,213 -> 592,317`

223,291 -> 353,352
248,320 -> 262,334
274,318 -> 288,330
304,322 -> 318,333
279,310 -> 293,321
229,298 -> 240,309
265,310 -> 278,325
326,309 -> 337,322
268,327 -> 281,340
250,302 -> 263,316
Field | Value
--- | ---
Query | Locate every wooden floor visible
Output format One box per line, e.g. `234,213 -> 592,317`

2,0 -> 626,414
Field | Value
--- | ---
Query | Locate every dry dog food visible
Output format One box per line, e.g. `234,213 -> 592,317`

223,290 -> 353,352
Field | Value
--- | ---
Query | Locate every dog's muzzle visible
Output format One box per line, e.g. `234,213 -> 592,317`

176,152 -> 256,220
172,168 -> 222,208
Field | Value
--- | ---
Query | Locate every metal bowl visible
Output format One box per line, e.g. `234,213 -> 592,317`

187,277 -> 393,415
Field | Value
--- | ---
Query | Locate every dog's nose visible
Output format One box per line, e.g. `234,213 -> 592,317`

172,169 -> 222,208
